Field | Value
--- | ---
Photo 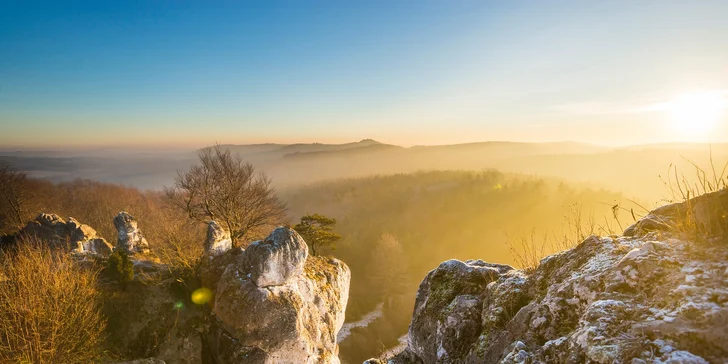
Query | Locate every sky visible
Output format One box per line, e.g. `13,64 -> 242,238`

1,0 -> 728,148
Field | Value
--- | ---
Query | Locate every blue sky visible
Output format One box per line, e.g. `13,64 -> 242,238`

1,0 -> 727,148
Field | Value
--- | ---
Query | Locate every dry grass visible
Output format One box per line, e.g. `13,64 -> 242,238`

0,237 -> 107,364
660,151 -> 728,243
506,203 -> 627,271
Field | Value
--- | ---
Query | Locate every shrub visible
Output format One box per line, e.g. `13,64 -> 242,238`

0,238 -> 107,363
107,249 -> 134,288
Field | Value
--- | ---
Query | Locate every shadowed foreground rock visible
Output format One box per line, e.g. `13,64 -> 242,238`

381,191 -> 728,364
16,213 -> 112,256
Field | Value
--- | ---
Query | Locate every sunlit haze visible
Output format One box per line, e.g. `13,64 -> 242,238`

2,1 -> 728,148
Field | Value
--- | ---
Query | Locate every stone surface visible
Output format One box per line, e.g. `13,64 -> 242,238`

16,213 -> 112,256
205,221 -> 233,258
240,226 -> 309,287
114,211 -> 150,254
115,359 -> 166,364
210,227 -> 350,364
406,259 -> 513,363
390,191 -> 728,364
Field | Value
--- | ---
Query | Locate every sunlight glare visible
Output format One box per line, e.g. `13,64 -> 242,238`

667,91 -> 726,137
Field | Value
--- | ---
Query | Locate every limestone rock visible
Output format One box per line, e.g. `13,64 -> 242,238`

240,226 -> 309,287
16,213 -> 112,256
67,217 -> 113,256
114,211 -> 150,254
406,259 -> 513,363
391,191 -> 728,364
210,227 -> 350,364
205,221 -> 232,257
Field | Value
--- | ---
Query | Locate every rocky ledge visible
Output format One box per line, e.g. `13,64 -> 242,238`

378,189 -> 728,364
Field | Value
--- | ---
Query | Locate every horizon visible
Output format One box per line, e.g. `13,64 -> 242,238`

2,1 -> 728,147
2,138 -> 728,153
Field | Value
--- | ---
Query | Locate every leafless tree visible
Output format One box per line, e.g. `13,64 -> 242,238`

0,163 -> 32,233
165,146 -> 286,246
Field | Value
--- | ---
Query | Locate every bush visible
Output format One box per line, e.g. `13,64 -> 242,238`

108,249 -> 134,288
0,238 -> 107,363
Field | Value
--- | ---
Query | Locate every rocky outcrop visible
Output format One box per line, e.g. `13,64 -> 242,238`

205,221 -> 233,258
109,226 -> 350,364
17,213 -> 112,256
114,212 -> 150,254
208,227 -> 350,363
388,190 -> 728,364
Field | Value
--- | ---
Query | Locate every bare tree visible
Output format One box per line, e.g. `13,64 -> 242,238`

0,163 -> 32,233
165,146 -> 286,246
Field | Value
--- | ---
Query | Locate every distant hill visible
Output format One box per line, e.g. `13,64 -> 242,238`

2,140 -> 727,202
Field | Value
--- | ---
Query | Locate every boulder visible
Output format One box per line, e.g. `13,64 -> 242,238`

114,212 -> 150,254
240,227 -> 309,287
205,221 -> 232,258
67,217 -> 113,256
406,259 -> 513,363
20,213 -> 68,244
210,227 -> 350,364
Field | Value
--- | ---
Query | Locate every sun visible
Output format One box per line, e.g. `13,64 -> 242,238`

667,91 -> 726,137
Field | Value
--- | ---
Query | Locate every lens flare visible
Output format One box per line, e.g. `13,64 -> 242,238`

191,287 -> 213,305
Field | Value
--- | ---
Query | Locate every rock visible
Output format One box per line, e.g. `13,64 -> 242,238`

392,191 -> 728,363
210,227 -> 350,364
155,324 -> 203,364
67,217 -> 113,256
115,359 -> 166,364
240,227 -> 309,287
624,188 -> 728,241
114,211 -> 150,254
406,259 -> 513,363
16,213 -> 112,256
205,221 -> 232,257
